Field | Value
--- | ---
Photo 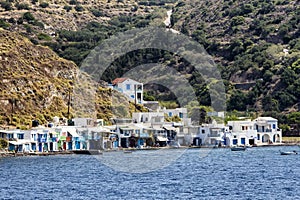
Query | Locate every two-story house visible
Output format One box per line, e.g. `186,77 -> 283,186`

111,78 -> 143,104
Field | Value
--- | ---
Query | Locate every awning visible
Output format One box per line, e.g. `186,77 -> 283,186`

120,127 -> 134,131
163,126 -> 177,131
9,140 -> 31,145
139,133 -> 150,138
156,136 -> 168,142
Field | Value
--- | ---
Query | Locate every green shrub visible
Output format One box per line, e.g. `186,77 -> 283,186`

69,0 -> 77,5
23,12 -> 35,21
37,33 -> 52,41
91,9 -> 103,17
63,5 -> 72,12
40,2 -> 49,8
16,3 -> 30,10
0,19 -> 10,28
0,1 -> 12,11
0,138 -> 8,149
75,4 -> 84,12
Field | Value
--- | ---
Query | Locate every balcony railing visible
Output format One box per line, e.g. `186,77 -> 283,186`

37,138 -> 47,143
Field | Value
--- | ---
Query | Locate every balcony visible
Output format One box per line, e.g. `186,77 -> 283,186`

37,138 -> 47,143
49,137 -> 57,142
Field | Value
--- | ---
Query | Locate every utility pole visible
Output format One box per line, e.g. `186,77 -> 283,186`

67,89 -> 71,119
10,98 -> 14,124
134,84 -> 137,112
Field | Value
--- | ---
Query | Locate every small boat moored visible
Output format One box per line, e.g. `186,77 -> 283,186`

280,150 -> 298,155
231,146 -> 246,151
72,150 -> 102,155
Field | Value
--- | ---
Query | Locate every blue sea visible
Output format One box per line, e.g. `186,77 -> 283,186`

1,146 -> 300,199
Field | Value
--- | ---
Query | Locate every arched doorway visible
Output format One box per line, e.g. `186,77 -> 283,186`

262,134 -> 270,143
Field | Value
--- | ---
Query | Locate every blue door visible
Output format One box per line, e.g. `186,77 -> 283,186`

75,141 -> 80,150
233,139 -> 238,145
38,143 -> 42,152
32,143 -> 36,151
68,142 -> 72,150
241,138 -> 245,145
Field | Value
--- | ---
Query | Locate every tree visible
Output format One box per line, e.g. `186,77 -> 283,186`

227,90 -> 247,111
0,1 -> 12,11
0,138 -> 8,149
23,12 -> 35,21
39,2 -> 49,8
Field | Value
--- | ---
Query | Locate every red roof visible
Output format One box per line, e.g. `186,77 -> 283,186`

112,77 -> 128,85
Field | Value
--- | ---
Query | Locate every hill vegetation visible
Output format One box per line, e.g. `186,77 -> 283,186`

0,29 -> 142,128
0,0 -> 299,132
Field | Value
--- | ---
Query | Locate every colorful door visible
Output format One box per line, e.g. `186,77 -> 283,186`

241,138 -> 246,145
68,142 -> 72,150
38,143 -> 42,152
233,139 -> 238,145
75,141 -> 80,150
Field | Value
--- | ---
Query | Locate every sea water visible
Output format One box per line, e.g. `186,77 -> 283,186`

1,146 -> 300,199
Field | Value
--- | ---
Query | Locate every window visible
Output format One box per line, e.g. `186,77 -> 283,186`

257,134 -> 260,140
32,134 -> 36,141
168,112 -> 172,117
131,95 -> 135,99
179,112 -> 183,118
272,124 -> 276,129
17,134 -> 24,139
126,84 -> 130,90
201,129 -> 205,134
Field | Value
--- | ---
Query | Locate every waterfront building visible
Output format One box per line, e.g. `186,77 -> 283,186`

30,128 -> 59,152
0,129 -> 31,152
76,126 -> 116,150
225,117 -> 282,146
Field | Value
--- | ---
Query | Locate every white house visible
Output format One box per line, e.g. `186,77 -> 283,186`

225,117 -> 282,146
193,122 -> 225,146
132,112 -> 164,123
0,129 -> 32,152
226,119 -> 257,146
254,117 -> 282,144
30,128 -> 59,152
111,78 -> 143,104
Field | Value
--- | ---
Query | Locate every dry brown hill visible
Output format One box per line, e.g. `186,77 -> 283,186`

0,28 -> 140,128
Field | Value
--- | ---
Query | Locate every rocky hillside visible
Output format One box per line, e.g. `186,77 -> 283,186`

0,0 -> 177,65
0,29 -> 139,128
0,0 -> 299,128
171,0 -> 300,113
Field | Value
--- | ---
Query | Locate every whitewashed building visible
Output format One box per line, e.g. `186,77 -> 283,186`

225,117 -> 282,146
110,78 -> 143,104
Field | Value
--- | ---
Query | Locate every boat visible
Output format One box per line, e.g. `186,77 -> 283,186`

231,146 -> 246,151
280,151 -> 298,155
72,150 -> 102,155
123,150 -> 133,154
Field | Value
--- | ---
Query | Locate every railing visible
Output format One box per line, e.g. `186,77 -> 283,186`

49,138 -> 57,142
37,138 -> 47,142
